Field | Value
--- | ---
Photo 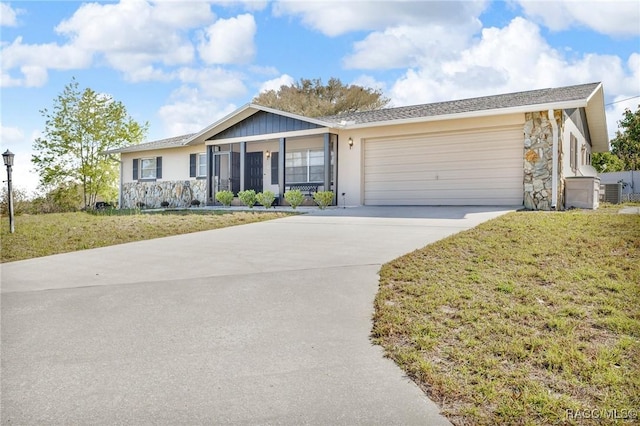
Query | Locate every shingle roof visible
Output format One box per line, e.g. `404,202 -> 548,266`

321,82 -> 601,125
107,133 -> 195,153
111,82 -> 602,154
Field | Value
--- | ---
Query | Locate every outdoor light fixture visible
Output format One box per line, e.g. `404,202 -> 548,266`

348,137 -> 354,149
265,150 -> 271,159
2,149 -> 15,233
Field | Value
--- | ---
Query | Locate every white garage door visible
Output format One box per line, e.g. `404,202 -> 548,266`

364,126 -> 523,206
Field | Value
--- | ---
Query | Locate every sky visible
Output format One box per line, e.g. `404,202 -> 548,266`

1,0 -> 639,195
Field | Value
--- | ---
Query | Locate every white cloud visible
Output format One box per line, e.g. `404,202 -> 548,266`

517,0 -> 640,36
176,67 -> 247,98
249,65 -> 280,76
386,17 -> 639,140
0,122 -> 24,143
0,37 -> 92,87
350,75 -> 387,95
257,74 -> 294,94
0,124 -> 40,195
158,86 -> 238,136
273,0 -> 487,37
344,23 -> 477,70
213,0 -> 269,12
0,3 -> 21,27
389,18 -> 630,102
55,0 -> 213,75
606,95 -> 640,140
198,14 -> 256,64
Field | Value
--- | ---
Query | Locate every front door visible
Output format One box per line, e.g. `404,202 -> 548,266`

245,152 -> 263,193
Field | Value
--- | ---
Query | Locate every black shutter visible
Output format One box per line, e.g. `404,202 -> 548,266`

133,159 -> 138,180
271,152 -> 279,185
190,154 -> 197,177
156,157 -> 162,179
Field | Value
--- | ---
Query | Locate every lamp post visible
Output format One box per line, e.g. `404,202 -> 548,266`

2,149 -> 15,234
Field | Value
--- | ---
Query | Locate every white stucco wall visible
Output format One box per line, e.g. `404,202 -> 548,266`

121,146 -> 207,183
561,115 -> 592,179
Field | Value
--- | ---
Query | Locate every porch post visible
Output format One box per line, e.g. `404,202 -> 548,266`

279,137 -> 286,200
240,141 -> 246,192
323,133 -> 331,204
206,145 -> 213,204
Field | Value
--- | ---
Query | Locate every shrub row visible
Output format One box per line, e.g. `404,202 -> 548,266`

215,189 -> 334,210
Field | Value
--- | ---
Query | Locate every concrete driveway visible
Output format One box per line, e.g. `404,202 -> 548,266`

1,206 -> 516,425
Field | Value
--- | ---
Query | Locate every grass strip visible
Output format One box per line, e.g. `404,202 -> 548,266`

373,206 -> 639,425
1,210 -> 291,263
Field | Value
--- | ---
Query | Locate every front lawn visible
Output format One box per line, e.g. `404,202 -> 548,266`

1,210 -> 291,263
373,206 -> 639,425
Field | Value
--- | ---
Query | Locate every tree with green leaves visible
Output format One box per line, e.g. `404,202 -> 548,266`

610,105 -> 640,171
253,77 -> 390,117
33,78 -> 147,208
592,151 -> 625,173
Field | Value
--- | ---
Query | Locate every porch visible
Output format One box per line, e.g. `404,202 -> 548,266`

206,133 -> 338,206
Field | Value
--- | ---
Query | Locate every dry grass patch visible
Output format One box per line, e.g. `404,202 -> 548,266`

373,206 -> 639,425
1,210 -> 291,262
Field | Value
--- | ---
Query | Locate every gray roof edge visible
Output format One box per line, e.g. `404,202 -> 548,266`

342,99 -> 591,130
323,82 -> 602,126
105,133 -> 195,154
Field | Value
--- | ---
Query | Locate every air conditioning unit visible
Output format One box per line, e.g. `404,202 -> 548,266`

602,183 -> 622,204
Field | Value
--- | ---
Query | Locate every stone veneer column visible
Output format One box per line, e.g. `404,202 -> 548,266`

523,110 -> 561,210
121,180 -> 207,209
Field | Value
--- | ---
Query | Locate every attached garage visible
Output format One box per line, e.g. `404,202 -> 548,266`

363,125 -> 524,206
112,82 -> 607,211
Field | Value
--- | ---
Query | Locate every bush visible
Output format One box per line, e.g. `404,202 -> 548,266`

284,189 -> 304,209
237,189 -> 256,208
256,191 -> 276,209
313,191 -> 334,209
215,190 -> 234,207
1,187 -> 34,215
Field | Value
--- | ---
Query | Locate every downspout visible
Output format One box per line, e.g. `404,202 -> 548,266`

548,109 -> 558,209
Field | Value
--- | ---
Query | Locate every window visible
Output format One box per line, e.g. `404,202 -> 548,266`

133,157 -> 162,180
190,153 -> 207,178
140,158 -> 156,179
285,149 -> 325,183
570,134 -> 577,171
198,153 -> 207,177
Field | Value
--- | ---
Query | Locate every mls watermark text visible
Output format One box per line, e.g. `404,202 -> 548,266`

566,408 -> 638,420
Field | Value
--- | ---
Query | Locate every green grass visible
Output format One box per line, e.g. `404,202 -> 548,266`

1,210 -> 291,262
373,205 -> 640,425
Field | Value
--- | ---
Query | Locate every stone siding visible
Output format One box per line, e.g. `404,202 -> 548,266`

121,180 -> 207,209
523,110 -> 562,210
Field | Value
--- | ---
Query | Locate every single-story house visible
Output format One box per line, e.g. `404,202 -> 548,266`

107,82 -> 608,210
